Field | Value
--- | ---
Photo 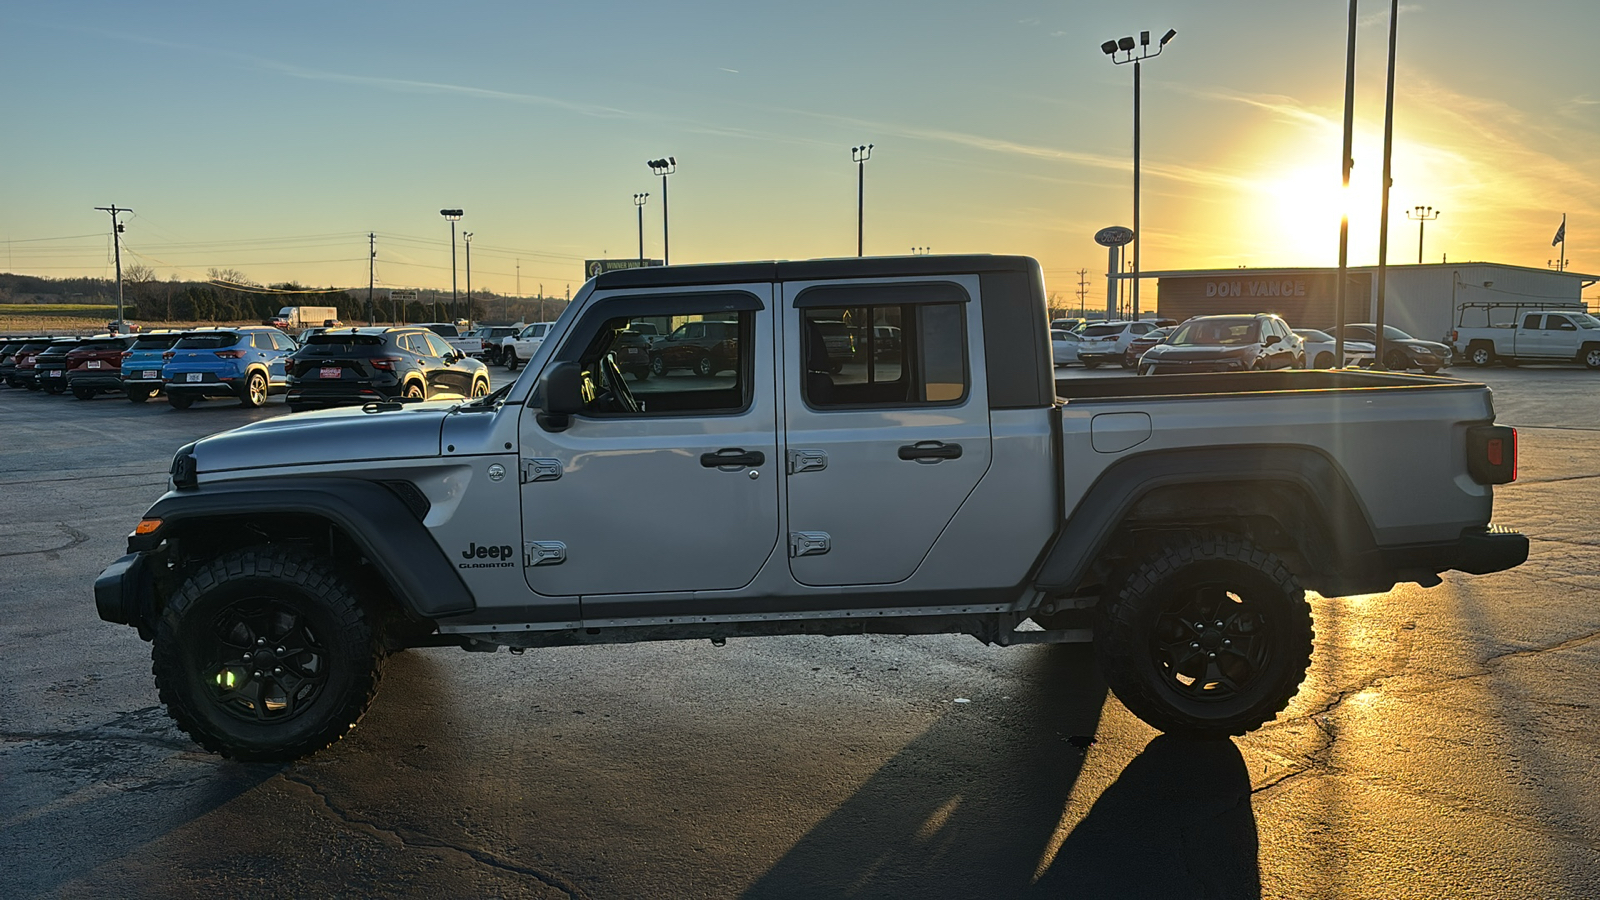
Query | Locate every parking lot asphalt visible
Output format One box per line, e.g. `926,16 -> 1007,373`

2,363 -> 1598,899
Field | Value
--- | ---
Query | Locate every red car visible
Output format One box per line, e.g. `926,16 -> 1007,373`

64,334 -> 137,400
649,320 -> 741,377
1123,325 -> 1177,368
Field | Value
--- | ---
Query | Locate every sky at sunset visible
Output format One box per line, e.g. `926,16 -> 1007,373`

4,0 -> 1598,306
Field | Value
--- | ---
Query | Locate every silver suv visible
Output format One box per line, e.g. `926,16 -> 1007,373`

1076,320 -> 1160,369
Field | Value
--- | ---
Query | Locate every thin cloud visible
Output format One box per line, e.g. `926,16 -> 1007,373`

261,62 -> 638,119
1359,3 -> 1424,28
718,67 -> 740,74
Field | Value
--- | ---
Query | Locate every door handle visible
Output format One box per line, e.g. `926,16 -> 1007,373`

898,441 -> 962,461
701,448 -> 766,468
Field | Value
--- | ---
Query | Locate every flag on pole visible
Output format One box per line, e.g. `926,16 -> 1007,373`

1552,217 -> 1566,246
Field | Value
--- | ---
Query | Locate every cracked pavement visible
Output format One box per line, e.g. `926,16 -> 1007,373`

2,366 -> 1597,898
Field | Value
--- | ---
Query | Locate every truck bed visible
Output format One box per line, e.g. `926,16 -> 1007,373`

1054,368 -> 1480,402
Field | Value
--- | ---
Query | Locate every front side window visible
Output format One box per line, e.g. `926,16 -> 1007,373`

566,307 -> 753,416
423,334 -> 454,358
799,299 -> 967,408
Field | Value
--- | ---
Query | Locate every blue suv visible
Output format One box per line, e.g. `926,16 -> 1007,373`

162,326 -> 298,409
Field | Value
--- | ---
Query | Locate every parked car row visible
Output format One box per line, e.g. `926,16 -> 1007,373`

1048,314 -> 1450,375
0,325 -> 490,411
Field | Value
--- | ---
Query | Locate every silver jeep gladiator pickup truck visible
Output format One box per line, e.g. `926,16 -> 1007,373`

95,255 -> 1527,761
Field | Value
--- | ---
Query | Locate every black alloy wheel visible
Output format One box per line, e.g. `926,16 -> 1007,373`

1094,531 -> 1313,738
150,546 -> 382,761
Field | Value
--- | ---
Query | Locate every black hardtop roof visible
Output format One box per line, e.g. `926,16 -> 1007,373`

591,254 -> 1039,290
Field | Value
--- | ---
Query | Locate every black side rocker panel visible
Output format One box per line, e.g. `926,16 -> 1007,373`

1032,445 -> 1387,595
126,477 -> 475,619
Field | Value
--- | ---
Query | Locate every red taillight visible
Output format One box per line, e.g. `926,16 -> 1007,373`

162,350 -> 176,360
1449,330 -> 1458,343
370,356 -> 401,371
213,350 -> 246,359
1467,425 -> 1517,484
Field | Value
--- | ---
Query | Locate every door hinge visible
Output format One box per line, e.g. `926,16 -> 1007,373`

787,449 -> 829,474
521,458 -> 563,483
524,541 -> 567,566
789,532 -> 831,557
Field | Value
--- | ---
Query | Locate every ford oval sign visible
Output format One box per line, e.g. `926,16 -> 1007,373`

1095,226 -> 1135,247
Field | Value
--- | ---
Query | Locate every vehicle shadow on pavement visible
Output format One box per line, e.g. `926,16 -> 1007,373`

1032,735 -> 1261,899
742,643 -> 1107,899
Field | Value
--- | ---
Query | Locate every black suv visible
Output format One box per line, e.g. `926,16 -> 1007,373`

0,338 -> 44,386
32,338 -> 85,394
285,326 -> 492,411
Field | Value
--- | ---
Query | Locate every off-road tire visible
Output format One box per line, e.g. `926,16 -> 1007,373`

151,546 -> 382,762
1094,531 -> 1313,738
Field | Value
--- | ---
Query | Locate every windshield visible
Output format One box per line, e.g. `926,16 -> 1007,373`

1574,314 -> 1600,329
1168,319 -> 1259,346
174,333 -> 242,349
1381,325 -> 1414,341
1295,329 -> 1332,342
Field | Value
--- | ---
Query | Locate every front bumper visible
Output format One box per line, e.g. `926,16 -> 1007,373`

95,552 -> 156,635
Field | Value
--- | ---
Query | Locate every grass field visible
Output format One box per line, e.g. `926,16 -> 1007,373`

0,303 -> 125,318
0,315 -> 254,335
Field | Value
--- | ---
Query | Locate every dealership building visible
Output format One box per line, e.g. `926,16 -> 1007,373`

1139,263 -> 1597,342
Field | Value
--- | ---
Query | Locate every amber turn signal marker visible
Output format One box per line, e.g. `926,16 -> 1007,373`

134,518 -> 162,535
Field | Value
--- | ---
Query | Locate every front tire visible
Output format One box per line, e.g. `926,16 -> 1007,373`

471,378 -> 489,398
151,546 -> 382,761
1083,360 -> 1101,370
1314,352 -> 1334,369
1094,531 -> 1313,738
1384,350 -> 1409,371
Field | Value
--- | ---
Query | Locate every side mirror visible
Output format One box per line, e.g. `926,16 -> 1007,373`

538,361 -> 583,431
1264,334 -> 1282,346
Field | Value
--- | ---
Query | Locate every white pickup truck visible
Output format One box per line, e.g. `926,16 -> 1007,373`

500,321 -> 554,370
1452,305 -> 1600,369
95,254 -> 1527,762
416,322 -> 480,359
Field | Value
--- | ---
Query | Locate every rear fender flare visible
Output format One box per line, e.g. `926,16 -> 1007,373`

1032,445 -> 1382,595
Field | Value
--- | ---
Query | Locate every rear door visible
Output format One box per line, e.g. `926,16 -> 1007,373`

518,285 -> 780,600
780,277 -> 992,586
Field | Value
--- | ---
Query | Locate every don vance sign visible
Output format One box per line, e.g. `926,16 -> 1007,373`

1206,280 -> 1309,298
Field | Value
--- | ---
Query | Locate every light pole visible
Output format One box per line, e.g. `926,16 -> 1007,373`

647,158 -> 675,264
463,232 -> 473,325
1373,0 -> 1399,370
634,192 -> 649,263
440,209 -> 463,319
852,144 -> 873,256
1100,28 -> 1176,323
1334,0 -> 1357,366
1406,205 -> 1439,264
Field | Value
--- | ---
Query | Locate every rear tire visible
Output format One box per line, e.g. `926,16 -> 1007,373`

45,380 -> 65,395
168,392 -> 196,409
649,355 -> 667,377
150,546 -> 382,761
240,371 -> 268,408
71,385 -> 96,400
503,349 -> 519,371
1468,344 -> 1495,367
1083,360 -> 1101,370
1094,531 -> 1313,738
696,356 -> 716,377
127,385 -> 154,403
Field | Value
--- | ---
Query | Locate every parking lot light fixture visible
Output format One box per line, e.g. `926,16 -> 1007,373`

634,193 -> 649,263
1406,205 -> 1439,264
1100,27 -> 1176,323
852,144 -> 873,257
647,158 -> 676,264
440,209 -> 464,318
463,232 -> 473,325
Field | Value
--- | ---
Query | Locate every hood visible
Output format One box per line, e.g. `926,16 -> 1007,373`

1145,343 -> 1259,361
194,403 -> 451,475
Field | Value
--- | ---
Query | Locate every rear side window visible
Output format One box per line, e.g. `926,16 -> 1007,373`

1083,324 -> 1125,338
174,333 -> 242,349
131,335 -> 182,350
422,334 -> 455,357
799,300 -> 968,409
1523,314 -> 1543,330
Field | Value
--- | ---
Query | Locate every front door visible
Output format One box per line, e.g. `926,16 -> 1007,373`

780,277 -> 992,586
518,286 -> 780,598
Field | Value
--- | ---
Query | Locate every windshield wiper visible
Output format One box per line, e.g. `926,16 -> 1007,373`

458,383 -> 514,412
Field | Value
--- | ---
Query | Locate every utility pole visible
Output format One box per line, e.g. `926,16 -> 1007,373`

367,233 -> 376,325
1076,268 -> 1090,317
94,205 -> 132,325
1334,0 -> 1358,369
516,260 -> 521,298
